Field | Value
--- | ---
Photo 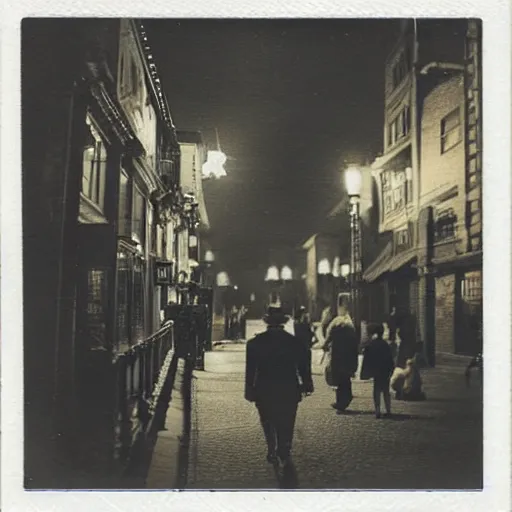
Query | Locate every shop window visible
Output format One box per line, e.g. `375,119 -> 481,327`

441,108 -> 461,153
116,253 -> 131,350
118,170 -> 131,237
85,269 -> 109,349
132,186 -> 146,246
132,258 -> 145,343
82,115 -> 107,211
434,208 -> 458,243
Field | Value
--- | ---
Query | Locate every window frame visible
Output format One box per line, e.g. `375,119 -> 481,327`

82,114 -> 107,212
440,107 -> 462,154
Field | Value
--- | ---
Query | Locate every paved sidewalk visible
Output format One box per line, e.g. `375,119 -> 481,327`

185,345 -> 483,490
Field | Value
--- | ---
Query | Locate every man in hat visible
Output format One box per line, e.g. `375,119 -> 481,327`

245,304 -> 314,466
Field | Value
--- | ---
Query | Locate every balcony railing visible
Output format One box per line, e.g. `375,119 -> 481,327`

113,321 -> 174,463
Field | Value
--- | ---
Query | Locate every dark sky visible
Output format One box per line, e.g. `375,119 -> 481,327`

144,18 -> 403,278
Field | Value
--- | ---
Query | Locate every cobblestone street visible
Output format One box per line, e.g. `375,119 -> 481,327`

185,321 -> 483,490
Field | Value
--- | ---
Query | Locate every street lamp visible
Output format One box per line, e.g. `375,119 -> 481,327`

344,165 -> 363,341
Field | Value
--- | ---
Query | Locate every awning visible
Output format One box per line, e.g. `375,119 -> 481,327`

363,242 -> 392,283
363,244 -> 417,283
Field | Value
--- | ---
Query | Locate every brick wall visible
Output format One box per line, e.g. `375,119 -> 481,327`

435,273 -> 455,354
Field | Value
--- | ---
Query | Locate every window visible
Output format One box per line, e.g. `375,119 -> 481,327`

396,229 -> 409,248
387,106 -> 410,147
434,208 -> 458,242
118,171 -> 131,236
115,251 -> 146,351
441,108 -> 461,153
85,269 -> 109,349
392,49 -> 410,89
132,186 -> 145,246
82,115 -> 107,210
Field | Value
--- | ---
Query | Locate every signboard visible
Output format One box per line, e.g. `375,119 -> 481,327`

155,261 -> 173,285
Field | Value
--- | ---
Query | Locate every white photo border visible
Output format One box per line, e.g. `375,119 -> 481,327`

1,0 -> 510,511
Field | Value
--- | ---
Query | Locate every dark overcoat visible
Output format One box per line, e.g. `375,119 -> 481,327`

324,316 -> 359,383
245,326 -> 314,404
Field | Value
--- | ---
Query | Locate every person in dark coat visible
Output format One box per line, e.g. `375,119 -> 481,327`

322,305 -> 359,413
245,305 -> 314,466
361,323 -> 395,418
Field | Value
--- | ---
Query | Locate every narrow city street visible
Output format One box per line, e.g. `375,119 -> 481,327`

147,321 -> 483,490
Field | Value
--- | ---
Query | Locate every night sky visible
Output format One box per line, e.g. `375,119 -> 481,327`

144,19 -> 404,279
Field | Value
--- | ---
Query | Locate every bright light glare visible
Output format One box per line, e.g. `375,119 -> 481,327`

281,266 -> 293,281
340,264 -> 350,278
344,166 -> 362,197
216,271 -> 230,287
265,266 -> 280,281
204,250 -> 215,262
332,257 -> 340,277
317,258 -> 331,275
202,150 -> 227,178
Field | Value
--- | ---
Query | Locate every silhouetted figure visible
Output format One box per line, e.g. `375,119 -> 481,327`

323,304 -> 359,413
361,323 -> 395,418
245,305 -> 314,466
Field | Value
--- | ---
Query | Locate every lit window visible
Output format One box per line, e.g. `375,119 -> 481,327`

441,108 -> 461,153
82,115 -> 107,210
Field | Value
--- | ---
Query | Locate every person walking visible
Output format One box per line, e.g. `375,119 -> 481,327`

245,305 -> 314,466
360,323 -> 395,418
294,306 -> 314,369
322,303 -> 359,413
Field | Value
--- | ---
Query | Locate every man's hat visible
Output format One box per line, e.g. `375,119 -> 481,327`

263,304 -> 289,326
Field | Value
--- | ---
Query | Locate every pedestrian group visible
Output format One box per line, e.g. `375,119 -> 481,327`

244,300 -> 426,468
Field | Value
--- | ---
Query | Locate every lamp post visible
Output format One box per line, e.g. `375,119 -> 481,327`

344,165 -> 363,341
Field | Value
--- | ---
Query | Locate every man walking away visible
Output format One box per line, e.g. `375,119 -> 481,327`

245,305 -> 314,466
361,323 -> 395,418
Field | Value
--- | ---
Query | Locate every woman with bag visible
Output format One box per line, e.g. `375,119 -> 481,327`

322,303 -> 359,413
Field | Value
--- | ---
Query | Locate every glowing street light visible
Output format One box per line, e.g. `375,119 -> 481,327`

202,150 -> 227,179
344,164 -> 363,341
204,250 -> 215,263
265,265 -> 280,282
317,258 -> 331,275
280,266 -> 293,281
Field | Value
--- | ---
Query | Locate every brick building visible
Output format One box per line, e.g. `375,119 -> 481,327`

363,19 -> 482,363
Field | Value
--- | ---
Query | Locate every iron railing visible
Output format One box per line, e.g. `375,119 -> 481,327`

113,321 -> 174,463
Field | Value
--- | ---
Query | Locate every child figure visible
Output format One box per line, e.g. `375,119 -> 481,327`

361,323 -> 395,419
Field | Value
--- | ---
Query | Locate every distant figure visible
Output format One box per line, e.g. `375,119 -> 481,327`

322,303 -> 359,413
245,305 -> 314,466
360,324 -> 395,418
238,305 -> 248,340
229,305 -> 239,340
387,306 -> 397,343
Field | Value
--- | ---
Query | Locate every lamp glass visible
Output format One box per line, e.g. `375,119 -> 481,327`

340,264 -> 350,278
202,150 -> 227,178
344,166 -> 362,197
204,250 -> 215,262
280,266 -> 293,281
317,258 -> 331,275
332,256 -> 340,277
216,271 -> 230,287
265,265 -> 280,281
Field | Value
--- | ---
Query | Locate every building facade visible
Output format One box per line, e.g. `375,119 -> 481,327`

364,19 -> 482,364
22,18 -> 205,488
